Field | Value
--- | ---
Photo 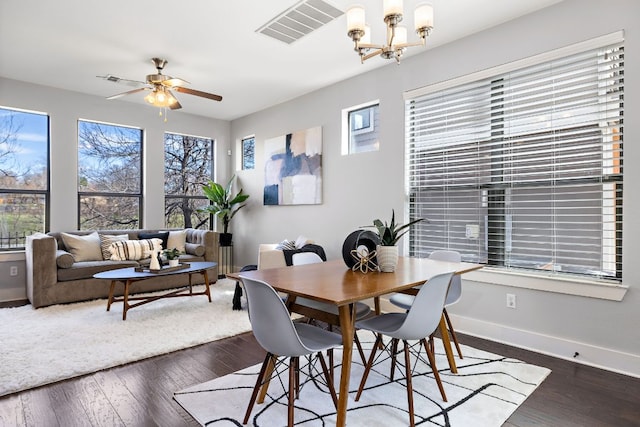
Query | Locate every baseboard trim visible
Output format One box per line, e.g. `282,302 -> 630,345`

450,313 -> 640,379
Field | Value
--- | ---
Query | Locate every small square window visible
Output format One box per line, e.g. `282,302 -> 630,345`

343,102 -> 379,155
242,136 -> 255,170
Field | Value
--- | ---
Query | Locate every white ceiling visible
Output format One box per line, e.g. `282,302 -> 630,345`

0,0 -> 563,121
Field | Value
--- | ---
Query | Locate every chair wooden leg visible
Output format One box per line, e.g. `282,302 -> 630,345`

288,357 -> 296,427
390,338 -> 399,381
294,357 -> 300,399
243,353 -> 272,424
354,331 -> 367,366
317,352 -> 339,408
443,308 -> 463,359
355,333 -> 382,401
403,340 -> 416,427
423,338 -> 447,402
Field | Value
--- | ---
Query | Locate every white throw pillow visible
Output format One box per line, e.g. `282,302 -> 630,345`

164,230 -> 187,253
60,232 -> 103,262
109,238 -> 162,261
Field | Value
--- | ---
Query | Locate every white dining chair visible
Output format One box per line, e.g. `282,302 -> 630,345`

240,276 -> 342,427
389,250 -> 464,358
355,271 -> 454,427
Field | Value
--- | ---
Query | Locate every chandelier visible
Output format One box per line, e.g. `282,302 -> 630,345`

346,0 -> 434,63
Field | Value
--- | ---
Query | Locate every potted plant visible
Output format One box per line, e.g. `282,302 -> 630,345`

366,209 -> 425,272
199,174 -> 250,246
163,247 -> 182,267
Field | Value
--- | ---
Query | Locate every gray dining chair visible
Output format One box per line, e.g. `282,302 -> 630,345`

291,252 -> 371,365
239,276 -> 342,427
355,271 -> 454,427
389,250 -> 464,358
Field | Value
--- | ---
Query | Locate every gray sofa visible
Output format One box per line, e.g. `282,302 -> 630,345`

26,228 -> 219,308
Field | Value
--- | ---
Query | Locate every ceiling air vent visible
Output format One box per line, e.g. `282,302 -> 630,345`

257,0 -> 343,44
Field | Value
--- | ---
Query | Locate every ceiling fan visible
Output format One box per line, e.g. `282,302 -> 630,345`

100,58 -> 222,111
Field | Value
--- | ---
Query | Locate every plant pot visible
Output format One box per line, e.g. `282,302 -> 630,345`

219,233 -> 233,247
376,245 -> 399,272
168,259 -> 180,267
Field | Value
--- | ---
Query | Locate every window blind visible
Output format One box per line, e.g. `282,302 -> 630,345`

405,38 -> 624,281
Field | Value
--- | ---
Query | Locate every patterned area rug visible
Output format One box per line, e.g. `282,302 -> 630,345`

175,333 -> 551,426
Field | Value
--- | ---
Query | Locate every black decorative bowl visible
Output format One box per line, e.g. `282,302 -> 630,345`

342,230 -> 380,269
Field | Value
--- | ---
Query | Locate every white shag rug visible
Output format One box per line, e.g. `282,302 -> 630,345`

0,279 -> 250,397
175,334 -> 551,426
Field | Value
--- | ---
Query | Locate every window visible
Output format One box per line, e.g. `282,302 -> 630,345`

342,102 -> 380,154
242,136 -> 255,170
164,132 -> 214,229
77,120 -> 143,230
0,107 -> 49,249
405,35 -> 624,282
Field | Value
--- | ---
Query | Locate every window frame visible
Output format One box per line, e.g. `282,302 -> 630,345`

403,31 -> 627,301
0,106 -> 50,250
76,119 -> 144,230
341,100 -> 380,155
241,135 -> 255,170
164,131 -> 215,230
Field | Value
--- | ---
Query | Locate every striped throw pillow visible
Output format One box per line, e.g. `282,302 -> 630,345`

108,238 -> 162,261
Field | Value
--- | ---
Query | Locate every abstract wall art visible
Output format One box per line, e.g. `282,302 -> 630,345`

263,126 -> 322,205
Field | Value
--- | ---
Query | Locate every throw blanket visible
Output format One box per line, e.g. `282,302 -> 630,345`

282,243 -> 327,265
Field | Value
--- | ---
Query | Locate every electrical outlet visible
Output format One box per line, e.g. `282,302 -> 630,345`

506,293 -> 516,309
10,266 -> 18,276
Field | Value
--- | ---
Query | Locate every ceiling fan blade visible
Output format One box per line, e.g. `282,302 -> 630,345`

167,90 -> 182,110
106,87 -> 149,100
174,86 -> 222,102
97,75 -> 146,87
163,77 -> 189,87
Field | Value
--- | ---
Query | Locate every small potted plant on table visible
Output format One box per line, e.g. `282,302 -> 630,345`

367,209 -> 424,272
163,248 -> 182,267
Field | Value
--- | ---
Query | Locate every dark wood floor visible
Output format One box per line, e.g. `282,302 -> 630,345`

0,329 -> 638,427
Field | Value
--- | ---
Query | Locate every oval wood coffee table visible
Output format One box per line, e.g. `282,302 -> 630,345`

94,261 -> 217,320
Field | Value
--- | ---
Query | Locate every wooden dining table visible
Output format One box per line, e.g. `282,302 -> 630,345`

229,256 -> 483,427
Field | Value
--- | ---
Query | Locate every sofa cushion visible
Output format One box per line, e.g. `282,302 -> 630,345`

138,231 -> 170,249
109,238 -> 162,261
60,231 -> 103,262
99,233 -> 129,260
57,260 -> 139,282
185,242 -> 205,256
56,250 -> 75,269
164,230 -> 187,253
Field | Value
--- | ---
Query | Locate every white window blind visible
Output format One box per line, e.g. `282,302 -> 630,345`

405,37 -> 624,281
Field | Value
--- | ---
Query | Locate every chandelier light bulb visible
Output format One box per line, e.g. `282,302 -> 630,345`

383,0 -> 403,18
414,3 -> 434,30
346,5 -> 366,32
362,24 -> 372,44
394,26 -> 407,45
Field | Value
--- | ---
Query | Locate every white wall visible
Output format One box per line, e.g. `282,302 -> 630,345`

229,0 -> 640,376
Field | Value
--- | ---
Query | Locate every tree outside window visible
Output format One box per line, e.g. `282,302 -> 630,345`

164,132 -> 213,229
77,120 -> 142,230
0,107 -> 49,249
242,136 -> 255,170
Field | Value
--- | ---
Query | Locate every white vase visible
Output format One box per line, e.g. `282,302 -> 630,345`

168,259 -> 179,267
376,245 -> 398,272
149,249 -> 161,270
